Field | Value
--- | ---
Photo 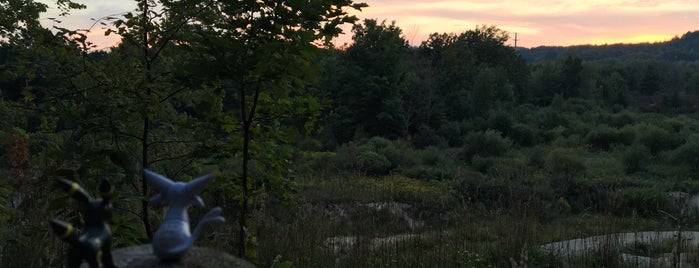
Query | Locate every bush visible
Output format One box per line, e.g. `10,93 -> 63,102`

297,151 -> 337,174
610,111 -> 636,128
672,135 -> 699,173
357,150 -> 391,176
608,187 -> 674,217
524,146 -> 547,169
402,165 -> 453,181
622,144 -> 652,174
531,107 -> 568,129
458,250 -> 489,268
471,156 -> 495,174
462,129 -> 512,162
438,121 -> 464,147
412,125 -> 447,149
617,126 -> 636,146
545,148 -> 586,180
634,124 -> 681,154
365,136 -> 393,151
509,123 -> 537,147
335,142 -> 362,172
487,110 -> 513,135
486,158 -> 530,180
584,125 -> 622,150
420,146 -> 445,166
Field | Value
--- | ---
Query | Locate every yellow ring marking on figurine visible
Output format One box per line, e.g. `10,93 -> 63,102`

69,182 -> 79,194
60,224 -> 73,239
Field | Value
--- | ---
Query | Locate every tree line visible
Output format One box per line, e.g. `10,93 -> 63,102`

314,21 -> 699,149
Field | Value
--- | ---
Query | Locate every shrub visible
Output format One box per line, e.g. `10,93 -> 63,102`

462,129 -> 512,162
402,165 -> 453,181
524,147 -> 547,169
458,250 -> 489,268
365,136 -> 393,151
622,144 -> 652,174
584,125 -> 620,150
617,126 -> 636,146
454,170 -> 486,192
471,156 -> 495,174
412,125 -> 447,149
531,107 -> 568,130
551,133 -> 583,148
297,151 -> 337,174
545,148 -> 586,180
486,158 -> 530,180
335,142 -> 362,172
634,124 -> 681,154
439,121 -> 464,147
509,123 -> 537,146
487,110 -> 514,135
672,135 -> 699,173
610,111 -> 635,128
608,187 -> 674,217
356,150 -> 391,176
420,146 -> 445,166
336,137 -> 413,174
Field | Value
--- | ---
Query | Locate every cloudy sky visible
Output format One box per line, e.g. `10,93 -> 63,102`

40,0 -> 699,49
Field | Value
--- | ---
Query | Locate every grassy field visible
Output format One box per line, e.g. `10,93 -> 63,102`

226,170 -> 696,267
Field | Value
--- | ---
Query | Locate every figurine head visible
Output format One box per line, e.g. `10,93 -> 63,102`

144,169 -> 212,209
56,178 -> 114,225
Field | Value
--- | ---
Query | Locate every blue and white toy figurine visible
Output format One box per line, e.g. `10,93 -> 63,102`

144,169 -> 225,261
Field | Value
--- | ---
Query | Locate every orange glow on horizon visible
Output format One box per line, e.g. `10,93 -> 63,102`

36,0 -> 699,50
340,0 -> 699,48
568,34 -> 675,46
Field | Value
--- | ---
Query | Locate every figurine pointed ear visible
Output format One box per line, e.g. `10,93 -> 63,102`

143,169 -> 174,193
185,174 -> 213,196
56,179 -> 91,203
99,179 -> 114,201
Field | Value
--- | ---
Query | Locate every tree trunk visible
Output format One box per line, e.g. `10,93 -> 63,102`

140,0 -> 153,240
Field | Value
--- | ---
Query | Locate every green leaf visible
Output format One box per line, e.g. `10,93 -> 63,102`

276,260 -> 293,268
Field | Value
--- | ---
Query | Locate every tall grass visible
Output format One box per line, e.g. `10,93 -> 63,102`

230,169 -> 691,267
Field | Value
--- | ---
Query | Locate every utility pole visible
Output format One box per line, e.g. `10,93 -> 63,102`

514,33 -> 519,48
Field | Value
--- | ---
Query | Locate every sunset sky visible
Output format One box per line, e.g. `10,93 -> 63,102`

39,0 -> 699,49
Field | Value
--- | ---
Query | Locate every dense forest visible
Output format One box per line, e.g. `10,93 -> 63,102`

519,31 -> 699,63
3,0 -> 699,267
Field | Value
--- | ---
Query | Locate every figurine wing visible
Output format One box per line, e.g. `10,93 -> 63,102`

143,169 -> 174,193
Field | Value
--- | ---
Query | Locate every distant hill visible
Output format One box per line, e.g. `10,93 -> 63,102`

517,31 -> 699,63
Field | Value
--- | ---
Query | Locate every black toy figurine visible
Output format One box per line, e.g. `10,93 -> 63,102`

50,179 -> 116,268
